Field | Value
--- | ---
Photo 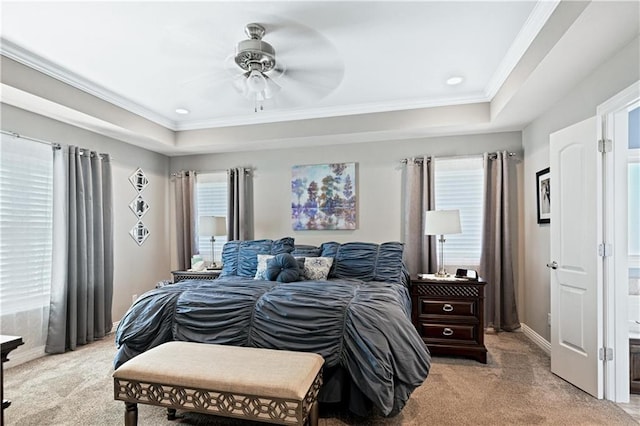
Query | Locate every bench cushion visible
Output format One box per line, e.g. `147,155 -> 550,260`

113,341 -> 323,401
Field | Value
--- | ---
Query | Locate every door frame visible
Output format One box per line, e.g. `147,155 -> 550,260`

596,80 -> 639,403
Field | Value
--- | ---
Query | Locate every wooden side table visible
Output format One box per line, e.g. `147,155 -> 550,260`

410,274 -> 487,363
171,269 -> 221,283
1,335 -> 24,425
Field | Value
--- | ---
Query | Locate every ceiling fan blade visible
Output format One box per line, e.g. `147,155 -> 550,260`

281,67 -> 344,93
271,85 -> 326,109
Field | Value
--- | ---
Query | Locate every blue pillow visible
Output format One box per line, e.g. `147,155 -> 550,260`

320,241 -> 405,283
220,237 -> 295,278
265,253 -> 300,283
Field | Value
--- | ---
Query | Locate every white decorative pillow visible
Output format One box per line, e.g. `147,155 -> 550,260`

303,257 -> 334,281
254,254 -> 275,280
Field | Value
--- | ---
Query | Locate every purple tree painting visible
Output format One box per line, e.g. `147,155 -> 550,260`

291,163 -> 357,230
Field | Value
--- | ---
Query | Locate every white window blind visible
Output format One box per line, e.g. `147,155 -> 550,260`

0,135 -> 53,314
434,156 -> 484,270
196,172 -> 228,263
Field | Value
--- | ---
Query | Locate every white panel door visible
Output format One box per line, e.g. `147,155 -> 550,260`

549,116 -> 603,398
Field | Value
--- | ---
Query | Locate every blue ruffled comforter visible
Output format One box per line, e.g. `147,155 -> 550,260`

114,276 -> 430,416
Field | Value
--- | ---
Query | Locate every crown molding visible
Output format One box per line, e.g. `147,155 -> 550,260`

0,37 -> 177,130
484,0 -> 560,99
174,93 -> 489,131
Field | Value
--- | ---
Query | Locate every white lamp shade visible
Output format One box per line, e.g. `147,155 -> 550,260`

199,216 -> 226,236
424,210 -> 461,235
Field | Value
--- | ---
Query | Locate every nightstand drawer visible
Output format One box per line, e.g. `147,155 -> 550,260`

419,322 -> 478,343
420,299 -> 476,318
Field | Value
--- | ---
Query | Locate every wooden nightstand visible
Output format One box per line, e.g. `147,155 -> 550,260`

171,269 -> 221,283
410,274 -> 487,363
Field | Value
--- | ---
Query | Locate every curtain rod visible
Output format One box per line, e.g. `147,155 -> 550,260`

170,167 -> 252,178
1,129 -> 61,150
401,152 -> 517,164
2,129 -> 112,159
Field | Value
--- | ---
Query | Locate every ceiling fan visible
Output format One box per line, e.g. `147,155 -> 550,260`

232,23 -> 283,112
177,19 -> 344,114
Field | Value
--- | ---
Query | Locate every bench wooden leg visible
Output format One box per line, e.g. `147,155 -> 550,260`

307,400 -> 319,426
124,402 -> 138,426
167,407 -> 177,420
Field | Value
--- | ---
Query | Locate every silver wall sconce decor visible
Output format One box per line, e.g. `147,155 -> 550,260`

129,194 -> 149,219
129,167 -> 150,245
129,167 -> 149,192
129,220 -> 150,246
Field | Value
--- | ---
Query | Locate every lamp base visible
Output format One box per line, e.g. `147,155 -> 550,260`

435,235 -> 450,277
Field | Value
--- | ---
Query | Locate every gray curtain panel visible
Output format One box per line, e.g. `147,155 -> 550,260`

174,170 -> 198,270
402,156 -> 437,277
480,151 -> 520,332
46,146 -> 114,353
227,168 -> 254,241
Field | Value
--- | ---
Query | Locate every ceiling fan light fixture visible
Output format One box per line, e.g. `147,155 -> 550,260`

246,69 -> 267,92
263,75 -> 281,99
232,23 -> 283,112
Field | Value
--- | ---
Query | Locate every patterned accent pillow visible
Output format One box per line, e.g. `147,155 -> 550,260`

254,254 -> 275,280
303,257 -> 334,281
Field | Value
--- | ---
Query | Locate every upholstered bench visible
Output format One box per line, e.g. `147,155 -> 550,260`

113,341 -> 324,426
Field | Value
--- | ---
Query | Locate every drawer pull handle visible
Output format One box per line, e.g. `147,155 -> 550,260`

442,328 -> 454,336
442,304 -> 454,312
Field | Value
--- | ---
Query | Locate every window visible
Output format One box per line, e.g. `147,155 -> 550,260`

434,157 -> 484,271
0,135 -> 53,314
196,172 -> 228,264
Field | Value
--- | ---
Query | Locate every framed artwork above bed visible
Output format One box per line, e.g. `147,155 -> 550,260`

291,162 -> 357,230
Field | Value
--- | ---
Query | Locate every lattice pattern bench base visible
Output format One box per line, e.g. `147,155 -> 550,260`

113,342 -> 324,426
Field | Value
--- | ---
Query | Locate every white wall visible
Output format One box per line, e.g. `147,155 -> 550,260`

169,130 -> 523,264
1,104 -> 172,326
522,36 -> 640,341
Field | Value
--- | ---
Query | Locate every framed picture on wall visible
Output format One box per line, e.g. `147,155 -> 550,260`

536,167 -> 551,224
291,162 -> 357,230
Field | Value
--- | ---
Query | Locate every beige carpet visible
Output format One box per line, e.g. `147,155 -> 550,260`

3,331 -> 637,425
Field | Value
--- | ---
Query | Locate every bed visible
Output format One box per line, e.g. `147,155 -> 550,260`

114,238 -> 431,417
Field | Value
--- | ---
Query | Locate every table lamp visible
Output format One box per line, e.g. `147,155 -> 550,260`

199,216 -> 226,268
424,209 -> 462,277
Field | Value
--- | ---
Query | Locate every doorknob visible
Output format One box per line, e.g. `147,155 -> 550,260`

546,261 -> 558,270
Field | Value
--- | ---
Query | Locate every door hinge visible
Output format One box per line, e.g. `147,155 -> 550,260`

598,139 -> 612,153
598,243 -> 612,257
599,347 -> 614,361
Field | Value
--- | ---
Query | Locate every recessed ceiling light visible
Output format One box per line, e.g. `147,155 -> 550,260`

175,108 -> 190,115
446,76 -> 464,86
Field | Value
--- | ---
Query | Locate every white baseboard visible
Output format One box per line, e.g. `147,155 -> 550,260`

521,323 -> 551,355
